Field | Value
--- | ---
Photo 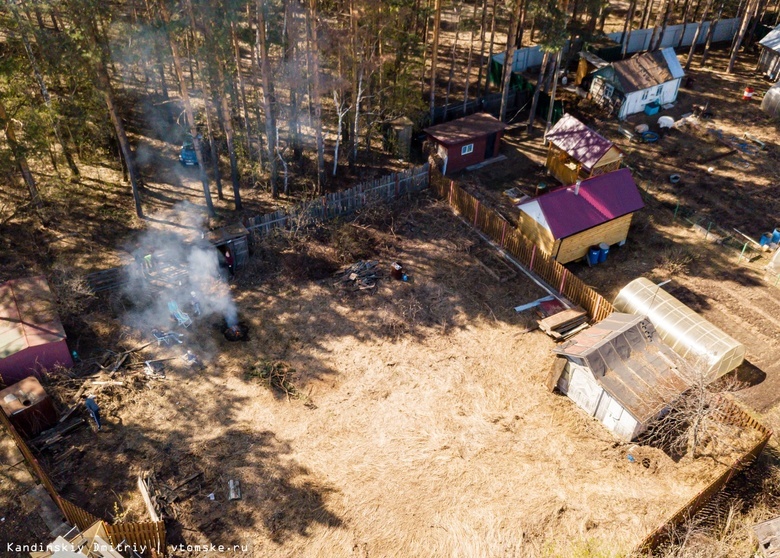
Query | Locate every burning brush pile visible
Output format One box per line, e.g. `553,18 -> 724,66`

221,321 -> 250,342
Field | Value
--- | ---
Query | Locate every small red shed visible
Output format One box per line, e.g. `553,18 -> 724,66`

0,276 -> 73,387
0,376 -> 58,438
424,113 -> 507,175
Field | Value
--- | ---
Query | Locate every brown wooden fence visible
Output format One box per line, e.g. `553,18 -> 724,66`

430,170 -> 774,553
430,175 -> 615,322
0,409 -> 166,556
637,395 -> 772,551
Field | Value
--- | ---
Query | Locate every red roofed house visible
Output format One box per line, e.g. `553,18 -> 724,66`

0,276 -> 73,386
544,114 -> 623,185
424,113 -> 507,175
517,168 -> 644,264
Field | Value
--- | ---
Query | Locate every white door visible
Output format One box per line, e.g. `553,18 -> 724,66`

602,397 -> 624,432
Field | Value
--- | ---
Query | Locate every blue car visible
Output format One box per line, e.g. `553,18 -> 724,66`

179,136 -> 198,166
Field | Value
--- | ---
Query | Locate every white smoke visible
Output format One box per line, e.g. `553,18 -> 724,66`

121,209 -> 240,333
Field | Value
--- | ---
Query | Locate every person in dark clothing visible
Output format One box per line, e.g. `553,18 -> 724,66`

190,291 -> 202,317
224,247 -> 234,277
85,394 -> 102,431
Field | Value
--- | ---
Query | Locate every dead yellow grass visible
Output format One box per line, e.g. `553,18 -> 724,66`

44,201 -> 750,556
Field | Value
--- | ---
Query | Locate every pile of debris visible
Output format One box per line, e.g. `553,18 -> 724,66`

138,471 -> 203,520
538,308 -> 589,340
335,260 -> 380,291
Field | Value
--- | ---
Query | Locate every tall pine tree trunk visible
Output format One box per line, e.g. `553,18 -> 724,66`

216,62 -> 242,210
255,0 -> 278,196
700,2 -> 723,66
685,0 -> 713,69
230,21 -> 253,165
475,0 -> 489,99
527,50 -> 550,132
0,99 -> 42,208
307,0 -> 326,193
621,0 -> 638,56
10,3 -> 80,177
429,0 -> 442,122
728,0 -> 759,72
158,0 -> 215,216
500,0 -> 523,122
483,0 -> 498,96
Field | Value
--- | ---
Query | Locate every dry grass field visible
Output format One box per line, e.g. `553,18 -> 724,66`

30,197 -> 756,557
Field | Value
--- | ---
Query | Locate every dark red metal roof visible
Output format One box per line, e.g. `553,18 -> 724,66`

423,113 -> 507,146
521,168 -> 644,239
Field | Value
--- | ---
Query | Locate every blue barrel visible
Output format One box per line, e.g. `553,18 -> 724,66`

772,229 -> 780,244
598,242 -> 610,263
761,233 -> 772,246
587,246 -> 601,266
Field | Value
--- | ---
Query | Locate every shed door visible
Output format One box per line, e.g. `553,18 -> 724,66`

602,397 -> 624,432
484,132 -> 497,159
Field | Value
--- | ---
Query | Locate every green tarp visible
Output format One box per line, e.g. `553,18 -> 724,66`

488,59 -> 535,91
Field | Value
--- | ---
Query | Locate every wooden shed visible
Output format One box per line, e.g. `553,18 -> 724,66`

544,114 -> 623,185
589,48 -> 684,119
208,223 -> 250,272
424,113 -> 507,175
758,25 -> 780,81
0,376 -> 58,438
0,276 -> 73,387
517,168 -> 644,264
551,313 -> 691,442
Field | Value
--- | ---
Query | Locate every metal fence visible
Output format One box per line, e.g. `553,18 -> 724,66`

493,18 -> 741,74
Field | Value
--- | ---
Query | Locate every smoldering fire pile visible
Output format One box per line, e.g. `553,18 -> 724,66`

121,216 -> 241,346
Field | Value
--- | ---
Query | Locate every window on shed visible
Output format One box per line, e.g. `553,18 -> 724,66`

656,85 -> 663,97
461,143 -> 474,155
604,84 -> 614,99
642,90 -> 649,100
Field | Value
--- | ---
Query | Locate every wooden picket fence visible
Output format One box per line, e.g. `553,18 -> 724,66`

0,409 -> 166,556
430,174 -> 614,322
637,395 -> 772,551
429,171 -> 773,551
246,164 -> 430,236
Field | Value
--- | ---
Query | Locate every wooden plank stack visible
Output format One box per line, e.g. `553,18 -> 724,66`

538,308 -> 589,340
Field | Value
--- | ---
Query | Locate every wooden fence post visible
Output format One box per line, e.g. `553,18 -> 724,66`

449,180 -> 454,205
501,221 -> 507,247
530,245 -> 536,271
559,268 -> 568,293
473,200 -> 480,227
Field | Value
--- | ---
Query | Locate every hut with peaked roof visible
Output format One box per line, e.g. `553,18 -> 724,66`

589,48 -> 685,119
544,114 -> 623,185
550,312 -> 691,441
423,113 -> 507,175
517,168 -> 644,264
0,276 -> 73,386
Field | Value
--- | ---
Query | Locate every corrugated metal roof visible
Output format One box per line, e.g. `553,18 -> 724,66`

424,113 -> 507,146
759,25 -> 780,52
545,114 -> 617,172
554,313 -> 691,423
0,276 -> 67,360
610,48 -> 684,93
661,47 -> 685,79
518,168 -> 645,239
